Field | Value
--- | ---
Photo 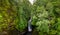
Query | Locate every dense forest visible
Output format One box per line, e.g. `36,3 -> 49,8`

0,0 -> 60,35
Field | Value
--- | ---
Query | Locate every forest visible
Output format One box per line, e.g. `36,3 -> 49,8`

0,0 -> 60,35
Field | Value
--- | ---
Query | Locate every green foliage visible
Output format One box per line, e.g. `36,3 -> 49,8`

32,4 -> 50,33
0,0 -> 18,32
0,0 -> 31,32
15,0 -> 31,32
0,0 -> 60,35
32,0 -> 60,35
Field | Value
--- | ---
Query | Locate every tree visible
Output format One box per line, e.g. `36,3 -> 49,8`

15,0 -> 32,32
32,0 -> 60,35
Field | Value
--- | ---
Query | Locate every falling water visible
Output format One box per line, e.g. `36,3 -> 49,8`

29,0 -> 35,5
28,18 -> 32,32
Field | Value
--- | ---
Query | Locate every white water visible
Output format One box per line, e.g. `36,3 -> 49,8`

29,0 -> 35,5
28,19 -> 32,32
